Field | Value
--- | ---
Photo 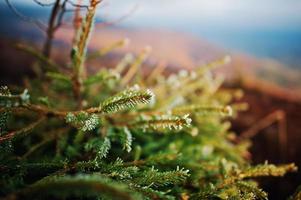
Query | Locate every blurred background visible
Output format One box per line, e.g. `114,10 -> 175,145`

106,0 -> 301,69
0,0 -> 301,199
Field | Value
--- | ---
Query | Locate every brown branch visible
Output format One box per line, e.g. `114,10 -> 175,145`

0,117 -> 46,143
53,0 -> 68,31
22,104 -> 102,117
21,127 -> 69,159
71,0 -> 102,108
72,0 -> 83,44
239,110 -> 288,161
57,2 -> 137,31
33,0 -> 56,6
0,104 -> 103,143
42,0 -> 61,58
146,61 -> 167,84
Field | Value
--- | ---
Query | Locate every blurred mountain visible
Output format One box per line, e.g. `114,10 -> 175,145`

1,2 -> 301,94
56,27 -> 301,92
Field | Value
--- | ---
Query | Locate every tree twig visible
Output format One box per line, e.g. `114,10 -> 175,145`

33,0 -> 56,7
0,116 -> 46,143
42,0 -> 62,58
239,110 -> 288,161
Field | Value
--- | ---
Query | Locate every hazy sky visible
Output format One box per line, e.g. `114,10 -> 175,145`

103,0 -> 301,30
9,0 -> 301,31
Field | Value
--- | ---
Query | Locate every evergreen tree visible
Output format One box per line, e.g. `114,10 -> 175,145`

0,0 -> 298,199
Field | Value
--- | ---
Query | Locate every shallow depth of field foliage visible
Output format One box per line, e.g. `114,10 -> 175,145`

0,0 -> 298,199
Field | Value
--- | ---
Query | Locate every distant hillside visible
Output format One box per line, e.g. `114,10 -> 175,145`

1,2 -> 301,92
55,27 -> 301,92
1,1 -> 301,69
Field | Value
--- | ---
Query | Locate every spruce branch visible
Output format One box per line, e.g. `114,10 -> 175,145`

15,43 -> 59,72
122,152 -> 179,168
172,105 -> 233,116
196,55 -> 231,75
0,88 -> 30,108
65,111 -> 99,131
83,70 -> 120,86
11,174 -> 139,200
121,127 -> 133,152
238,163 -> 297,178
87,38 -> 130,60
132,114 -> 192,131
85,137 -> 111,161
146,61 -> 167,84
236,181 -> 268,200
46,72 -> 72,84
102,158 -> 139,180
134,167 -> 189,188
101,87 -> 154,113
0,86 -> 12,134
121,46 -> 152,85
219,163 -> 297,189
0,109 -> 11,134
72,0 -> 83,44
71,0 -> 102,104
114,53 -> 135,74
133,186 -> 175,200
